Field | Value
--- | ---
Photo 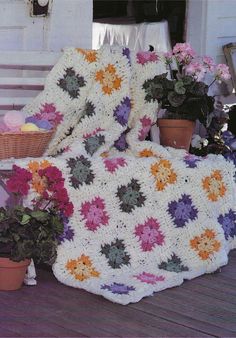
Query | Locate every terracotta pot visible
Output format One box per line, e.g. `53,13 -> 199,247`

157,118 -> 196,151
0,257 -> 30,291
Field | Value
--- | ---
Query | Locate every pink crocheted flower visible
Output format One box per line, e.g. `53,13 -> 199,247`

103,157 -> 127,173
80,197 -> 109,231
35,103 -> 63,126
138,116 -> 152,141
134,217 -> 165,251
83,128 -> 105,139
134,272 -> 165,284
137,51 -> 159,65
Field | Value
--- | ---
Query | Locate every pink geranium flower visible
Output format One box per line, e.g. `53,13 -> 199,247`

215,64 -> 231,82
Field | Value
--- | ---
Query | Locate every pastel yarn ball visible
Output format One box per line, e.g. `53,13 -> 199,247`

3,110 -> 25,131
20,123 -> 40,132
25,116 -> 39,125
35,119 -> 53,130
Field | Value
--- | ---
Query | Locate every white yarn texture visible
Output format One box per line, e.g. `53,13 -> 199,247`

20,46 -> 236,305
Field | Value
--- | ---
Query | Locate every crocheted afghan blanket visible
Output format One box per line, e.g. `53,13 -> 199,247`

20,46 -> 236,305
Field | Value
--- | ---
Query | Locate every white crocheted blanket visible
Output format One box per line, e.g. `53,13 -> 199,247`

20,46 -> 236,305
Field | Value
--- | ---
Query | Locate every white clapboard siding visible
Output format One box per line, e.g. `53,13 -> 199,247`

0,51 -> 61,111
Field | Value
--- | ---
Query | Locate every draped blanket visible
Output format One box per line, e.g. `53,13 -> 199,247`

20,46 -> 236,305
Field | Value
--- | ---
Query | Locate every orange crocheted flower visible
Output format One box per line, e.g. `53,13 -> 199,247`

28,160 -> 51,194
190,229 -> 221,260
95,64 -> 122,95
139,149 -> 155,158
100,151 -> 109,158
151,159 -> 177,191
202,170 -> 226,201
76,48 -> 97,63
66,254 -> 100,281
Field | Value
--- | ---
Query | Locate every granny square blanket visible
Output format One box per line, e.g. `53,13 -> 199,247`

19,46 -> 236,305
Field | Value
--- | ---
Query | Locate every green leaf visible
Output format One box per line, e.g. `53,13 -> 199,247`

30,210 -> 49,222
174,81 -> 186,95
21,214 -> 31,225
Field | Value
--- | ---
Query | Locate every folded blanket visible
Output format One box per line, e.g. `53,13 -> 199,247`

19,46 -> 236,305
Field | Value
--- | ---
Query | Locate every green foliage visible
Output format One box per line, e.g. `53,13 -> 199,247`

0,206 -> 64,264
143,72 -> 215,127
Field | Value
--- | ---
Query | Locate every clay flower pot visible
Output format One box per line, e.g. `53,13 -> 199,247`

0,257 -> 30,291
157,119 -> 196,151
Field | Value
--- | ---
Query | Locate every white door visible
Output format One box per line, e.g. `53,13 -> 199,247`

0,0 -> 93,52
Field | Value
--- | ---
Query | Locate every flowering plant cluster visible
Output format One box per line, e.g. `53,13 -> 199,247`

143,42 -> 231,126
0,161 -> 73,263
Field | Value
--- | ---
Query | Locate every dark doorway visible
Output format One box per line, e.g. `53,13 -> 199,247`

93,0 -> 187,45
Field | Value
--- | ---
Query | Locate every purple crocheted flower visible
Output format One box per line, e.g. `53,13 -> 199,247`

184,154 -> 201,168
113,97 -> 131,126
101,282 -> 135,295
122,48 -> 131,65
114,132 -> 129,151
58,216 -> 74,243
218,209 -> 236,240
168,194 -> 198,227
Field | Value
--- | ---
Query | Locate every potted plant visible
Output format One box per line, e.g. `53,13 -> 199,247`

0,162 -> 73,290
142,42 -> 231,150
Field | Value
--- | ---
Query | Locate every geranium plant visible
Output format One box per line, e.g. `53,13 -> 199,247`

143,43 -> 231,127
0,161 -> 73,263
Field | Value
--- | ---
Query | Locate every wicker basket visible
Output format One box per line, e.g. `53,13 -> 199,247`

0,129 -> 55,160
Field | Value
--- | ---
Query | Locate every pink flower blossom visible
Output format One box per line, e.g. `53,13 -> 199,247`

134,272 -> 165,284
184,61 -> 206,81
80,197 -> 109,231
134,217 -> 165,251
215,64 -> 231,82
6,165 -> 32,196
164,51 -> 173,65
104,157 -> 127,173
137,51 -> 159,65
202,56 -> 215,72
173,43 -> 196,65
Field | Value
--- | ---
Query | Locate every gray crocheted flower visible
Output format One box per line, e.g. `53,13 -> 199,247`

58,67 -> 86,98
67,156 -> 94,189
158,254 -> 189,273
79,100 -> 96,122
101,239 -> 130,269
116,179 -> 146,213
83,134 -> 105,156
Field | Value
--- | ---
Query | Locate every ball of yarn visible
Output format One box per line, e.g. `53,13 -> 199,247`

3,110 -> 25,131
36,119 -> 53,130
25,116 -> 39,125
20,123 -> 39,132
0,121 -> 9,132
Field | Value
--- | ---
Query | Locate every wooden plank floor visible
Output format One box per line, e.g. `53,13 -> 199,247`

0,250 -> 236,337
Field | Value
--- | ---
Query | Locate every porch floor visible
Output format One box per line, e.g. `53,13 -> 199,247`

1,250 -> 236,337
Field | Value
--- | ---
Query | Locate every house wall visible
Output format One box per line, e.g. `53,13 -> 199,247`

186,0 -> 236,101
